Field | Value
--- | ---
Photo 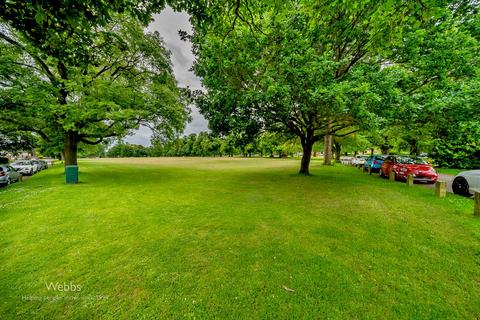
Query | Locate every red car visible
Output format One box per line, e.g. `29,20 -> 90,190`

380,156 -> 438,183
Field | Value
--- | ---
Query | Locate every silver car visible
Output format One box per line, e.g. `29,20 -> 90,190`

351,155 -> 369,166
452,170 -> 480,196
10,160 -> 37,175
0,165 -> 22,186
31,160 -> 45,171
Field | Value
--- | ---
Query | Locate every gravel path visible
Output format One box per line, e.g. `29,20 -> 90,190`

423,173 -> 455,193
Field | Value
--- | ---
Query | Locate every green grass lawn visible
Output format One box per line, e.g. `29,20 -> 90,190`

1,158 -> 480,319
435,168 -> 465,176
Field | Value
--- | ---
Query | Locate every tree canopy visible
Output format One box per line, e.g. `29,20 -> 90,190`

0,2 -> 190,180
190,0 -> 479,173
1,0 -> 478,177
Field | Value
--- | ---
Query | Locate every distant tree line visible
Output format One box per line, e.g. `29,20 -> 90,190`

76,130 -> 410,160
3,126 -> 478,169
82,132 -> 304,158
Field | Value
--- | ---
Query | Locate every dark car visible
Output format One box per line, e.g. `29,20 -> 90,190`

380,156 -> 438,183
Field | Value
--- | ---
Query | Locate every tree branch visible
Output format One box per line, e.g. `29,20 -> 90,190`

0,31 -> 58,84
79,137 -> 105,145
0,116 -> 50,141
334,129 -> 360,137
405,75 -> 439,95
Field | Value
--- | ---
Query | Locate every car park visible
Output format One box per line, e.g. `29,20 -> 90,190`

452,170 -> 480,197
0,165 -> 22,186
380,155 -> 438,183
11,160 -> 37,175
364,155 -> 386,173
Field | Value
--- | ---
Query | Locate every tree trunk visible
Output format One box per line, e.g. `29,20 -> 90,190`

380,145 -> 389,155
333,142 -> 341,161
380,138 -> 390,155
409,139 -> 418,156
323,134 -> 333,165
299,138 -> 314,175
64,131 -> 78,166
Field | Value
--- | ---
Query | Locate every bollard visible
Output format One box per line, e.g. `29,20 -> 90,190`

435,181 -> 446,198
389,170 -> 395,181
65,165 -> 79,184
475,192 -> 480,216
406,175 -> 414,186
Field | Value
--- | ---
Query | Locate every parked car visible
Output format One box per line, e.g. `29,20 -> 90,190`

340,156 -> 354,165
32,159 -> 48,170
31,160 -> 44,171
452,170 -> 480,197
0,165 -> 22,186
351,155 -> 369,166
39,160 -> 49,169
364,155 -> 387,173
380,156 -> 438,183
10,160 -> 37,175
44,159 -> 55,167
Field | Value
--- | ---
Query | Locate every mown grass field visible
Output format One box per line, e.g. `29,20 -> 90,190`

1,158 -> 479,319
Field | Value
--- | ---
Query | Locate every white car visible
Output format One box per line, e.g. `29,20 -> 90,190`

44,159 -> 55,167
340,156 -> 353,165
10,160 -> 37,176
351,155 -> 369,166
452,170 -> 480,196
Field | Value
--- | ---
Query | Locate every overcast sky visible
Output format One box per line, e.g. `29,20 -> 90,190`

125,6 -> 209,146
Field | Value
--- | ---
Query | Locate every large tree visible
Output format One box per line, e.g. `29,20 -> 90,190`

0,0 -> 209,183
190,1 -> 408,174
0,0 -> 250,178
0,17 -> 188,179
190,0 -> 478,174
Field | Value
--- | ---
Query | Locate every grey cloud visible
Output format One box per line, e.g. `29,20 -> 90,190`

126,6 -> 208,146
125,126 -> 154,146
184,107 -> 209,135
